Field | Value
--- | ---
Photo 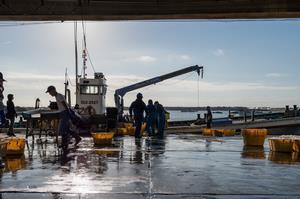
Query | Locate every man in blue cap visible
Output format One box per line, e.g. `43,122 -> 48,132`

129,93 -> 146,138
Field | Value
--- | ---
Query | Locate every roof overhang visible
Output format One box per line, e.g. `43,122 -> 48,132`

0,0 -> 300,21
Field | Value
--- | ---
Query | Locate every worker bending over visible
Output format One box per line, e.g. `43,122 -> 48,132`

46,86 -> 81,150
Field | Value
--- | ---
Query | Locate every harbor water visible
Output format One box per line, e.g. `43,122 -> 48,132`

167,110 -> 229,121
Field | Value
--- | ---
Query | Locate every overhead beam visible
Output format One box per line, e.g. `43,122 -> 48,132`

0,0 -> 300,21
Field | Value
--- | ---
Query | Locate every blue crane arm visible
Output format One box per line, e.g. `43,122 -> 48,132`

114,65 -> 203,117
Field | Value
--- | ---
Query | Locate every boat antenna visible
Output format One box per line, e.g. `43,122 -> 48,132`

82,21 -> 87,79
74,21 -> 79,104
64,68 -> 69,98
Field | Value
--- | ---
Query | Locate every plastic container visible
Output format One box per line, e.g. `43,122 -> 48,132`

0,137 -> 26,156
91,132 -> 114,145
123,123 -> 133,129
202,128 -> 215,136
295,140 -> 300,150
268,136 -> 300,152
220,129 -> 236,136
127,127 -> 136,136
115,128 -> 128,136
242,129 -> 268,146
269,139 -> 297,153
213,130 -> 223,137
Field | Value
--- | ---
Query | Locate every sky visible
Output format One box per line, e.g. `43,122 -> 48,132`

0,20 -> 300,108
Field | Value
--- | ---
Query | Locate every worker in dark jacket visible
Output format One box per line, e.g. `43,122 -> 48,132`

206,106 -> 213,128
146,99 -> 156,136
6,94 -> 17,137
129,93 -> 146,138
154,101 -> 166,138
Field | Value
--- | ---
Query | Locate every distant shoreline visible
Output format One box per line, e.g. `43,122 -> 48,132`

15,106 -> 285,112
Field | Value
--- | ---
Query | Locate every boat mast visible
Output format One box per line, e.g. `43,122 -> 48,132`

74,21 -> 79,104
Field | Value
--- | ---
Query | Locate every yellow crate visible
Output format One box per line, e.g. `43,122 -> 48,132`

127,126 -> 136,136
202,128 -> 215,136
115,128 -> 128,136
220,129 -> 236,136
295,140 -> 300,151
91,132 -> 114,145
123,123 -> 133,129
213,130 -> 223,137
202,128 -> 231,137
0,137 -> 26,156
268,136 -> 300,153
269,139 -> 297,153
242,129 -> 268,146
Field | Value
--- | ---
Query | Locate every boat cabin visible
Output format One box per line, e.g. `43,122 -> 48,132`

76,73 -> 107,115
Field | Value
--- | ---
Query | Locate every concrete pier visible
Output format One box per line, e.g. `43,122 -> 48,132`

1,134 -> 300,198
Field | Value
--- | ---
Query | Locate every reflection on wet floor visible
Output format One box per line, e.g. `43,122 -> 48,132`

0,134 -> 300,198
3,155 -> 26,172
268,151 -> 300,164
241,146 -> 266,159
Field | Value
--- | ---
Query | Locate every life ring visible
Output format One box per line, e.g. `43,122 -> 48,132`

84,106 -> 96,115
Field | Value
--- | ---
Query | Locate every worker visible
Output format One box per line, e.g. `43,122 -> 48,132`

206,106 -> 213,128
0,72 -> 4,168
46,86 -> 81,150
146,99 -> 156,136
129,93 -> 146,138
6,94 -> 17,137
154,101 -> 166,138
0,72 -> 6,128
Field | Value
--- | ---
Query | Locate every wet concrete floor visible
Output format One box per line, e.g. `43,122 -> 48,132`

1,134 -> 300,198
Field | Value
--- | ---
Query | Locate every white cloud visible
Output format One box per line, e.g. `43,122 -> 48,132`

1,41 -> 12,45
266,73 -> 282,78
180,55 -> 191,60
213,48 -> 225,57
137,55 -> 156,63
